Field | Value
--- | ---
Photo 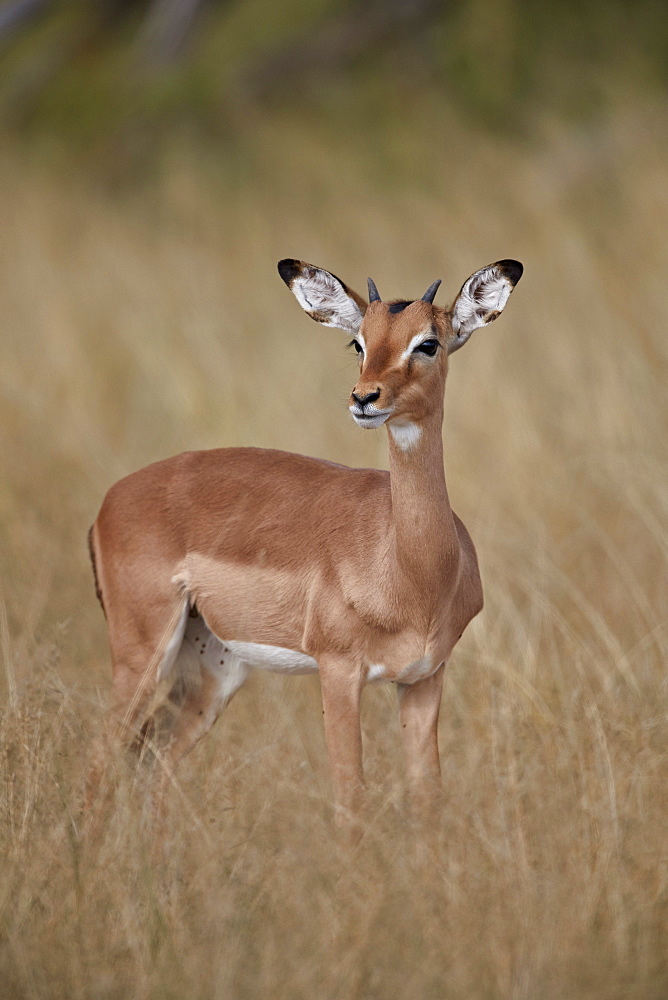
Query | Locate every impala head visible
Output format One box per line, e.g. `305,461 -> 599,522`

278,257 -> 523,440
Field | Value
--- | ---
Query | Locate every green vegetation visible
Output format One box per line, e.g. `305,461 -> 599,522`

0,0 -> 667,151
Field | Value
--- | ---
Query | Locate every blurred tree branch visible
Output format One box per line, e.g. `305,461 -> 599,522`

239,0 -> 445,99
0,0 -> 665,139
138,0 -> 217,65
0,0 -> 214,59
0,0 -> 48,44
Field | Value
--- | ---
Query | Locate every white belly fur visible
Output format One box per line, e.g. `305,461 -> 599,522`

183,612 -> 318,676
223,641 -> 319,675
177,611 -> 435,685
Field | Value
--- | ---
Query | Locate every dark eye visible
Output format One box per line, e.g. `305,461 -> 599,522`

349,339 -> 364,355
414,339 -> 439,356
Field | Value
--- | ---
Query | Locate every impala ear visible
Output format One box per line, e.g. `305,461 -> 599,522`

448,259 -> 523,354
278,259 -> 367,335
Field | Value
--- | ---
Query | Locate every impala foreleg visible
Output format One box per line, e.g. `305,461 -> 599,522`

319,658 -> 365,839
397,665 -> 445,818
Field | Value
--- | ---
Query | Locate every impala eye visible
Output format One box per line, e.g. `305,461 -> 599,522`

349,339 -> 364,355
415,339 -> 439,356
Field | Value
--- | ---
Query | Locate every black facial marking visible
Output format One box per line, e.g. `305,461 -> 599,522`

388,300 -> 414,314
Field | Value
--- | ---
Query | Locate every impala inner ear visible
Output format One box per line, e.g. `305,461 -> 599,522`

278,259 -> 366,335
448,259 -> 523,354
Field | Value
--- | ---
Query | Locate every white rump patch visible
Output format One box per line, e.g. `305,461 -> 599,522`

389,421 -> 422,451
290,265 -> 364,335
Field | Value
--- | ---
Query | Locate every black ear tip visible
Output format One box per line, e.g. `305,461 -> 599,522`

497,259 -> 524,285
278,259 -> 302,285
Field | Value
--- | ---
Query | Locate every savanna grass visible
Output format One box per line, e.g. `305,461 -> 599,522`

0,107 -> 666,998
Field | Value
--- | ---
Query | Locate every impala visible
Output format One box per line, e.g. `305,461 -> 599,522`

88,255 -> 523,828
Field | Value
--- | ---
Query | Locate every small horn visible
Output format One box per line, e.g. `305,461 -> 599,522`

367,277 -> 381,303
421,279 -> 442,304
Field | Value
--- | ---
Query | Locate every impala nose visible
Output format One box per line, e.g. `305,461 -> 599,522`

352,389 -> 381,407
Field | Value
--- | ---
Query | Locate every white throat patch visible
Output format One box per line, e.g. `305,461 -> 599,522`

389,421 -> 422,451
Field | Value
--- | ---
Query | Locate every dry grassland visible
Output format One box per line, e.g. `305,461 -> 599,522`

0,108 -> 666,998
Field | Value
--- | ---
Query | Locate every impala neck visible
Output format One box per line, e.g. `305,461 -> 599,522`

386,406 -> 458,582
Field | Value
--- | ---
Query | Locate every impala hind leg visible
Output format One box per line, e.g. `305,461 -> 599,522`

165,630 -> 249,763
149,618 -> 249,842
86,599 -> 189,809
156,611 -> 249,789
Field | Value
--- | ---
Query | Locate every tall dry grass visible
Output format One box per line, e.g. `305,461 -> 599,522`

0,106 -> 666,998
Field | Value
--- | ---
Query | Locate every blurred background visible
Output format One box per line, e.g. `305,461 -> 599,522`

1,0 -> 666,657
0,2 -> 666,998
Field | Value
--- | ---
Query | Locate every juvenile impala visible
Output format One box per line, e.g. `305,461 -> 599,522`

89,256 -> 522,826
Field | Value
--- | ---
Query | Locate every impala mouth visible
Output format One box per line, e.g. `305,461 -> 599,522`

349,407 -> 392,429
